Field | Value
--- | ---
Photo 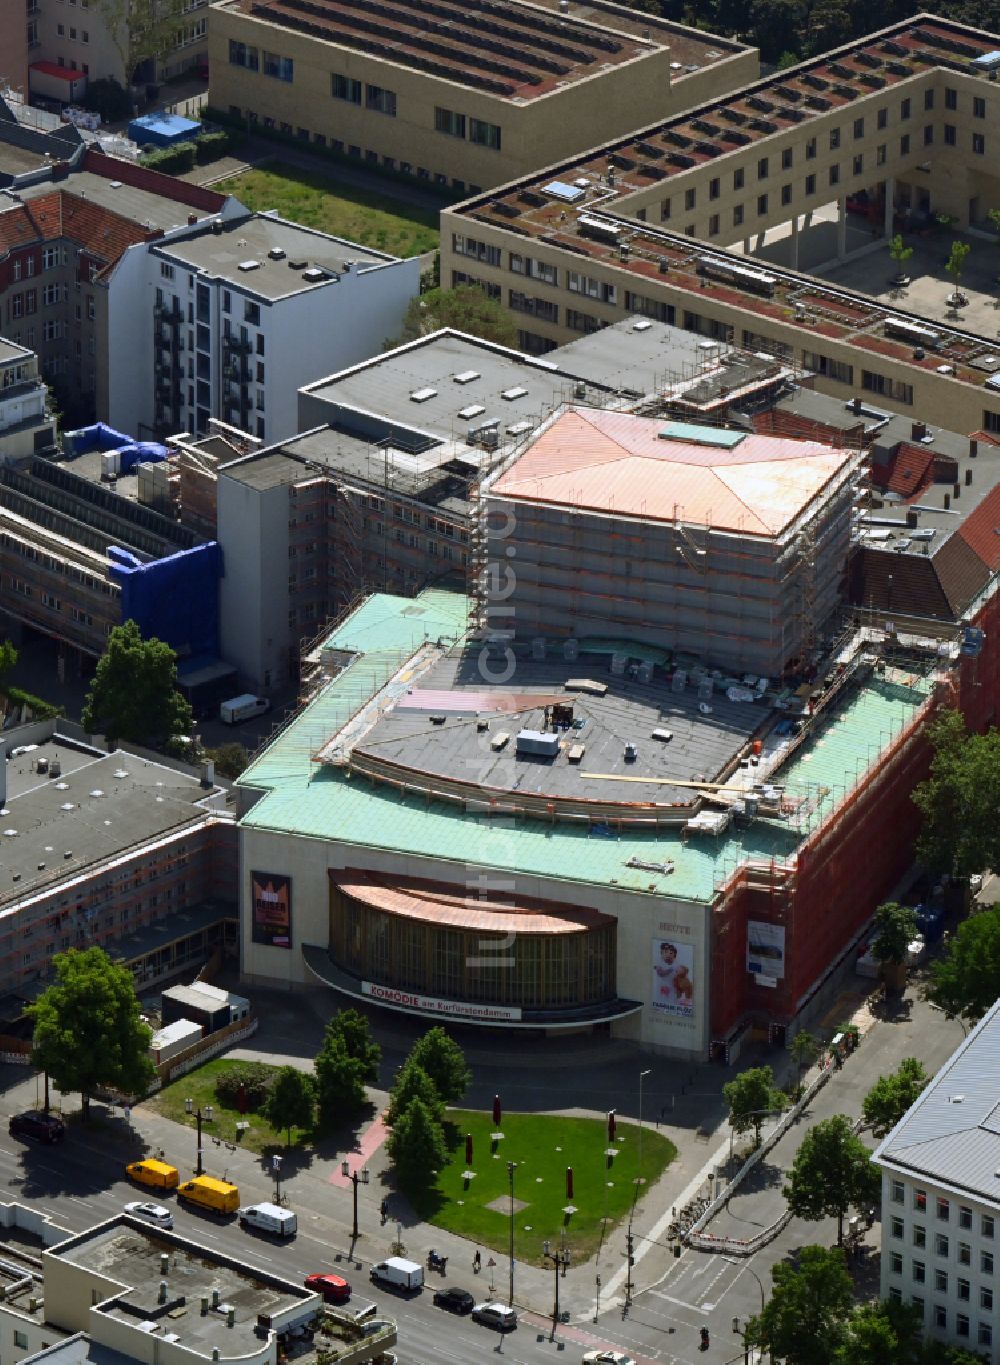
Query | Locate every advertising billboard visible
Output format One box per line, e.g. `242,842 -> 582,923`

651,936 -> 695,1020
251,871 -> 292,949
747,921 -> 786,980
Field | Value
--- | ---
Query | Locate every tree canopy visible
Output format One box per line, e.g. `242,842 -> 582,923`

926,903 -> 1000,1023
723,1065 -> 784,1146
82,620 -> 193,748
92,0 -> 183,88
387,1059 -> 444,1126
314,1027 -> 368,1124
912,708 -> 1000,880
784,1113 -> 881,1243
397,286 -> 518,348
747,1245 -> 854,1365
0,638 -> 16,683
407,1027 -> 471,1104
325,1008 -> 381,1084
263,1066 -> 316,1146
29,947 -> 154,1115
386,1096 -> 448,1190
870,902 -> 919,966
862,1058 -> 927,1137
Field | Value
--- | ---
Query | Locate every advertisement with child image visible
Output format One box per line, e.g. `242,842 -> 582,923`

651,937 -> 695,1019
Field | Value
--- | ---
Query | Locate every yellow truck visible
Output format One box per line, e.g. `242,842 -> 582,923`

126,1159 -> 179,1191
177,1175 -> 240,1214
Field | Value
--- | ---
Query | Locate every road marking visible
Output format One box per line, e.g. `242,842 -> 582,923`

648,1290 -> 710,1316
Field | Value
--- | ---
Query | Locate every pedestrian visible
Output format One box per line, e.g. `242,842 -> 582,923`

473,1248 -> 481,1274
380,1197 -> 388,1225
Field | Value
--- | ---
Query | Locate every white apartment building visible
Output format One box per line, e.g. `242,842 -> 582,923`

0,339 -> 55,460
107,213 -> 419,444
873,1000 -> 1000,1360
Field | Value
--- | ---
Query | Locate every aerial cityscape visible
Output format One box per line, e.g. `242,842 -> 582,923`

0,0 -> 999,1360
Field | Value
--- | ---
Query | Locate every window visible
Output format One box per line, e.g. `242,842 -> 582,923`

366,84 -> 396,115
959,1206 -> 972,1229
624,291 -> 675,324
660,196 -> 671,221
891,1182 -> 905,1204
781,184 -> 792,206
452,234 -> 501,266
853,154 -> 863,176
957,1315 -> 970,1339
983,1215 -> 995,1239
782,147 -> 793,169
890,1252 -> 903,1275
829,164 -> 840,186
733,168 -> 744,189
14,1332 -> 27,1350
945,86 -> 957,110
958,1242 -> 971,1265
982,1249 -> 995,1274
57,21 -> 64,33
42,283 -> 60,306
805,173 -> 816,196
944,125 -> 957,146
469,118 -> 501,150
709,176 -> 720,200
900,97 -> 911,120
974,95 -> 986,118
566,308 -> 601,333
332,73 -> 361,103
244,300 -> 260,326
228,39 -> 258,69
802,351 -> 853,384
934,1269 -> 948,1292
900,134 -> 910,154
43,318 -> 60,341
853,117 -> 864,139
708,213 -> 720,236
889,1287 -> 902,1304
757,157 -> 769,180
891,1217 -> 904,1240
877,106 -> 888,129
262,51 -> 293,80
915,1191 -> 927,1213
924,87 -> 934,109
924,125 -> 934,145
980,1324 -> 993,1348
81,28 -> 87,40
935,1233 -> 949,1256
937,1198 -> 950,1222
829,127 -> 841,150
757,193 -> 768,215
733,204 -> 744,226
876,143 -> 886,164
981,1287 -> 993,1311
973,133 -> 986,156
912,1296 -> 924,1315
435,106 -> 465,138
42,246 -> 60,270
684,188 -> 696,211
958,1279 -> 970,1302
934,1306 -> 947,1329
913,1260 -> 926,1283
806,137 -> 816,159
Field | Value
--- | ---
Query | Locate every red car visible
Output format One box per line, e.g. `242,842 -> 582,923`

304,1273 -> 352,1304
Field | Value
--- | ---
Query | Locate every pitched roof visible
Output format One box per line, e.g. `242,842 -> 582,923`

956,481 -> 1000,573
872,441 -> 936,500
489,406 -> 854,535
0,189 -> 158,267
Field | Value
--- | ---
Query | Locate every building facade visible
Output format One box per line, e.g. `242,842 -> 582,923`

208,0 -> 756,194
0,340 -> 55,460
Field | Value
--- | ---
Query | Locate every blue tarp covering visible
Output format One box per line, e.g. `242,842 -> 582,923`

63,422 -> 133,457
127,112 -> 200,148
109,541 -> 223,659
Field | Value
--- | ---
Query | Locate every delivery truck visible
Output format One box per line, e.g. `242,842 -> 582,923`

370,1258 -> 423,1292
126,1159 -> 180,1191
239,1202 -> 297,1237
177,1175 -> 240,1214
219,694 -> 271,724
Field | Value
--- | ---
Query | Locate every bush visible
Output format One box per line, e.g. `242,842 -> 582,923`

82,77 -> 131,123
214,1062 -> 276,1111
140,141 -> 198,174
194,128 -> 240,164
206,742 -> 248,779
3,685 -> 62,720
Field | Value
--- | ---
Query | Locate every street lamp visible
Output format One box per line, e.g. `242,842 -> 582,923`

725,1257 -> 768,1364
272,1153 -> 283,1205
637,1069 -> 652,1185
184,1098 -> 213,1176
341,1162 -> 370,1242
541,1240 -> 571,1340
507,1161 -> 518,1308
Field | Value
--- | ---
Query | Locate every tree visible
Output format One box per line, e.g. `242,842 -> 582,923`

386,1096 -> 448,1190
397,286 -> 518,348
785,1114 -> 881,1244
263,1066 -> 316,1147
314,1027 -> 368,1126
746,1244 -> 854,1365
324,1008 -> 381,1085
723,1065 -> 784,1147
82,620 -> 193,748
912,708 -> 1000,880
945,240 -> 971,300
92,0 -> 183,90
205,743 -> 249,780
28,947 -> 154,1116
406,1027 -> 470,1104
791,1030 -> 820,1090
833,1299 -> 925,1365
927,904 -> 1000,1023
0,638 -> 17,684
387,1059 -> 444,1126
888,233 -> 914,283
862,1058 -> 927,1137
870,902 -> 919,967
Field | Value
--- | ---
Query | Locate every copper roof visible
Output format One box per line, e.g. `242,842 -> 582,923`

490,406 -> 853,535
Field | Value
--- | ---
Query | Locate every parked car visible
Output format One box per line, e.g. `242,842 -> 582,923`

432,1287 -> 475,1315
472,1302 -> 517,1331
124,1201 -> 174,1230
582,1352 -> 636,1365
304,1273 -> 351,1304
9,1111 -> 65,1145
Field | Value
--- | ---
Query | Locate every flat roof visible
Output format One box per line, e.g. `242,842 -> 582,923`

0,745 -> 227,910
159,217 -> 397,299
18,173 -> 216,238
217,0 -> 743,103
874,999 -> 1000,1207
489,406 -> 856,534
0,338 -> 35,366
240,587 -> 932,902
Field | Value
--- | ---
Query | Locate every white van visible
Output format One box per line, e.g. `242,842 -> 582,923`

370,1257 -> 423,1291
220,694 -> 271,725
238,1202 -> 297,1237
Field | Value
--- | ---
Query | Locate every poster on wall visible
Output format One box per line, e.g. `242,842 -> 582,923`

651,936 -> 696,1020
747,921 -> 786,979
251,871 -> 292,949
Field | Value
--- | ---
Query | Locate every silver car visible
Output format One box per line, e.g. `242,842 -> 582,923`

124,1201 -> 174,1229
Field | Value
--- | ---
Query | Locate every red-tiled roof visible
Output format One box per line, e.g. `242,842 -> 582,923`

872,441 -> 935,499
0,189 -> 159,268
0,193 -> 62,253
957,481 -> 1000,572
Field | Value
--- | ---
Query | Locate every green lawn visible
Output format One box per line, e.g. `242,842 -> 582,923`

144,1058 -> 310,1157
414,1111 -> 676,1265
213,163 -> 439,257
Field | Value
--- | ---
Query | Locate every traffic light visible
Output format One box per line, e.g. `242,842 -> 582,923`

626,1232 -> 635,1267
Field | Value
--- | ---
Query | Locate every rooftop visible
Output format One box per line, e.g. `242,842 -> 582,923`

0,338 -> 36,367
0,741 -> 228,910
489,406 -> 856,534
221,0 -> 743,103
874,998 -> 1000,1208
159,216 -> 397,299
239,586 -> 933,903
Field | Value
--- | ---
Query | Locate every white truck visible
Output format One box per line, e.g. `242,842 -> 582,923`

369,1257 -> 423,1292
219,694 -> 271,725
238,1202 -> 297,1237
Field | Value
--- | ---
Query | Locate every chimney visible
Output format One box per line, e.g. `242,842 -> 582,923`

227,1308 -> 235,1329
970,438 -> 979,458
188,214 -> 198,226
160,1255 -> 169,1275
954,481 -> 961,499
158,1282 -> 168,1304
912,420 -> 926,440
906,509 -> 919,528
944,492 -> 951,508
853,397 -> 863,413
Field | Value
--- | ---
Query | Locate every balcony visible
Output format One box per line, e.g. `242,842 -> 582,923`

222,334 -> 252,354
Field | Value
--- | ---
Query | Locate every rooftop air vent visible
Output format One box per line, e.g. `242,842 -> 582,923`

453,370 -> 480,384
410,387 -> 437,403
237,260 -> 260,272
458,404 -> 486,419
288,258 -> 308,270
268,247 -> 286,260
302,267 -> 328,283
502,386 -> 528,401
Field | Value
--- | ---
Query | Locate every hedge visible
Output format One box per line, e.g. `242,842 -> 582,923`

2,686 -> 63,719
140,140 -> 198,174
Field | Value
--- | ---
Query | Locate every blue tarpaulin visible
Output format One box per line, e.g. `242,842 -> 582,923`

109,541 -> 223,659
